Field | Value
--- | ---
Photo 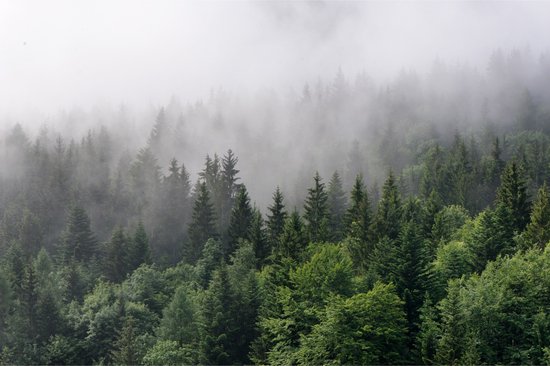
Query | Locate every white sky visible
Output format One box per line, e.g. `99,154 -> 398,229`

1,1 -> 549,119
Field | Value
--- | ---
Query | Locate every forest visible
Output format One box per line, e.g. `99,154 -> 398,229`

1,48 -> 550,365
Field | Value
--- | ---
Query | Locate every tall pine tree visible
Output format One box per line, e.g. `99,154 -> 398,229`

327,171 -> 347,242
227,185 -> 253,257
187,182 -> 217,264
304,172 -> 329,243
266,187 -> 287,247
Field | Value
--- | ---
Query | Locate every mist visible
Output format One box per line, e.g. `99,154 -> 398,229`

2,0 -> 550,233
1,1 -> 549,114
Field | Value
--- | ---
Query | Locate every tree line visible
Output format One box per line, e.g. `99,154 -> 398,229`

1,117 -> 550,364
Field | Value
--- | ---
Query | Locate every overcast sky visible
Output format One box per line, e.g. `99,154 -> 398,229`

1,1 -> 549,119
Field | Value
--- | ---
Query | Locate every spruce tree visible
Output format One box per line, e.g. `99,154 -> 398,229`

266,187 -> 287,246
128,221 -> 151,271
523,182 -> 550,249
103,226 -> 129,283
111,317 -> 139,366
496,161 -> 531,233
249,208 -> 269,267
148,107 -> 167,153
373,171 -> 402,241
187,182 -> 217,264
327,171 -> 347,242
58,205 -> 98,264
220,149 -> 240,234
303,172 -> 329,243
227,185 -> 253,257
200,265 -> 234,365
277,210 -> 308,261
345,174 -> 372,244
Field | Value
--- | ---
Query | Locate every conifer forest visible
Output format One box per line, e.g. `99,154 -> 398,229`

2,2 -> 550,365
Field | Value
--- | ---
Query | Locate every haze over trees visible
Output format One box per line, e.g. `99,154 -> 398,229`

2,1 -> 550,365
1,49 -> 550,364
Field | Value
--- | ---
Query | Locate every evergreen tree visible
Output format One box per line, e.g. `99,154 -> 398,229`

277,210 -> 308,261
445,134 -> 473,208
435,280 -> 465,364
327,171 -> 347,242
58,205 -> 98,264
417,296 -> 440,365
227,185 -> 253,257
373,171 -> 402,241
156,158 -> 191,262
496,160 -> 531,233
147,107 -> 168,155
111,316 -> 139,366
345,174 -> 372,245
249,208 -> 269,267
200,265 -> 234,365
187,182 -> 217,264
159,286 -> 199,346
220,149 -> 240,235
266,187 -> 287,246
103,226 -> 129,283
523,182 -> 550,249
129,147 -> 161,212
128,221 -> 151,271
303,172 -> 329,243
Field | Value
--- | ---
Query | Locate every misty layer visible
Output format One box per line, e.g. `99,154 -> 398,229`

1,48 -> 550,365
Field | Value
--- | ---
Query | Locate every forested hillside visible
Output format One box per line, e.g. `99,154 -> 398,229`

1,50 -> 550,365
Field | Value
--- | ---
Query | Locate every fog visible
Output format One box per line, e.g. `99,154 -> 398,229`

1,1 -> 549,115
1,0 -> 550,212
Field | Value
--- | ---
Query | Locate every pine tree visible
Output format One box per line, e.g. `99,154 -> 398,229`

200,265 -> 234,365
277,210 -> 308,261
227,185 -> 253,257
249,208 -> 269,267
58,205 -> 98,264
130,147 -> 161,212
373,171 -> 402,241
266,187 -> 287,246
523,182 -> 550,249
417,296 -> 440,365
111,316 -> 139,366
496,160 -> 531,233
435,281 -> 465,364
345,174 -> 372,244
103,226 -> 129,283
327,171 -> 347,242
148,107 -> 168,155
220,149 -> 240,235
187,182 -> 217,264
128,221 -> 151,271
304,172 -> 329,243
156,158 -> 191,262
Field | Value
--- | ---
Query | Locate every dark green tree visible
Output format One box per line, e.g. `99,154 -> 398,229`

227,185 -> 253,257
58,205 -> 98,264
220,149 -> 240,236
496,160 -> 531,233
103,226 -> 130,283
344,175 -> 373,267
277,210 -> 308,261
303,172 -> 329,243
200,265 -> 234,365
266,186 -> 287,246
111,316 -> 140,366
249,208 -> 269,267
327,171 -> 347,242
523,182 -> 550,249
187,182 -> 217,264
128,221 -> 151,271
372,171 -> 402,241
